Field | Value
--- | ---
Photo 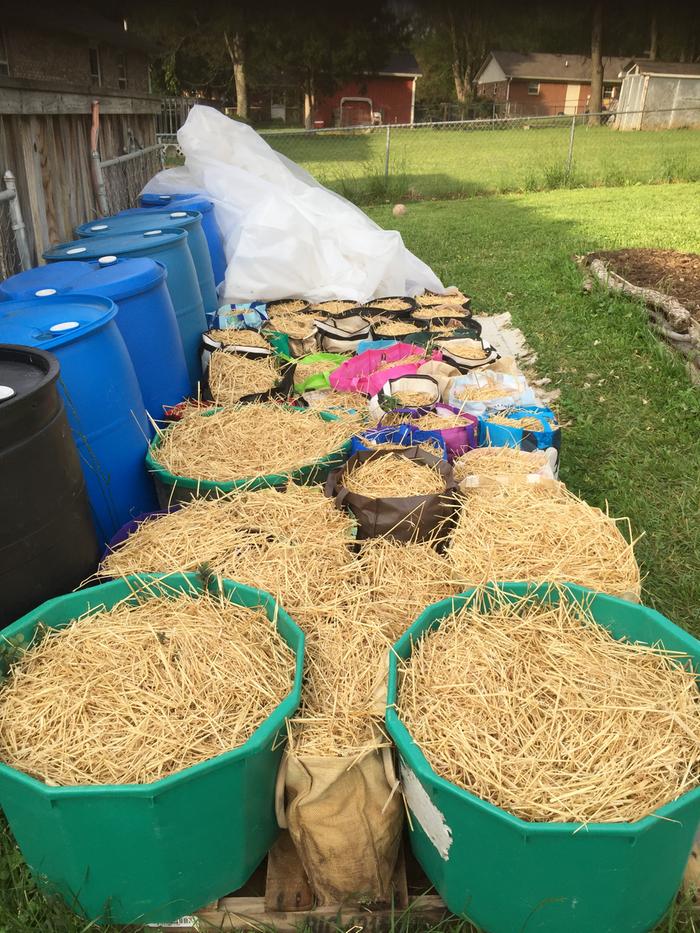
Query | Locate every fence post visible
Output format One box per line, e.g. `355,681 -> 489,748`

384,125 -> 391,180
565,115 -> 576,183
3,170 -> 31,271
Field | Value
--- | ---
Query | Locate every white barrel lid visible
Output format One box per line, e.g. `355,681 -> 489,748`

66,246 -> 88,254
143,229 -> 163,236
98,255 -> 118,265
170,211 -> 187,218
90,224 -> 109,231
35,288 -> 57,297
0,385 -> 16,402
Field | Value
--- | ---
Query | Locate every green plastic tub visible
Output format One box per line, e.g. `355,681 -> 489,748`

146,406 -> 352,507
0,572 -> 304,924
387,583 -> 700,933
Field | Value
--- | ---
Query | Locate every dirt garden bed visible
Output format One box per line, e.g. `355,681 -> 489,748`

580,248 -> 700,380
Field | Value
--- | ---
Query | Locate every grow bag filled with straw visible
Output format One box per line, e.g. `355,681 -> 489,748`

292,352 -> 349,394
147,403 -> 356,506
325,447 -> 459,542
350,425 -> 448,460
452,445 -> 556,489
370,374 -> 441,418
314,314 -> 371,354
263,311 -> 318,357
330,343 -> 434,397
361,296 -> 417,320
380,403 -> 479,461
203,349 -> 290,406
0,571 -> 304,924
436,336 -> 500,372
479,406 -> 561,475
448,371 -> 536,411
387,581 -> 700,933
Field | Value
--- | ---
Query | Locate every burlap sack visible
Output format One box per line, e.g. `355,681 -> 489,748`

282,747 -> 402,905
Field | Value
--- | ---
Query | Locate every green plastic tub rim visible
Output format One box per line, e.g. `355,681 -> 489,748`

386,581 -> 700,837
146,405 -> 352,493
0,571 -> 304,800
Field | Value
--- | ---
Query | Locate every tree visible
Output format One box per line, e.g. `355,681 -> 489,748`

589,1 -> 604,126
268,1 -> 407,129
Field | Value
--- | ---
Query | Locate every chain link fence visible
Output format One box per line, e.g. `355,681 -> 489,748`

93,145 -> 165,216
258,107 -> 700,203
0,171 -> 30,278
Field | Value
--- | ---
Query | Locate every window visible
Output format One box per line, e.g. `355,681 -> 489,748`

0,30 -> 9,77
117,52 -> 127,90
89,46 -> 101,85
527,82 -> 540,95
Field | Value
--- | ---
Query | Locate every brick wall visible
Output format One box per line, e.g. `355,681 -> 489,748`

315,76 -> 415,126
3,24 -> 149,94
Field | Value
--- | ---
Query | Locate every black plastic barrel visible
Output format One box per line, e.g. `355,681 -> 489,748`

0,345 -> 100,628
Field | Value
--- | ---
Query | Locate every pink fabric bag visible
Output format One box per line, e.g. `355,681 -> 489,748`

330,343 -> 441,397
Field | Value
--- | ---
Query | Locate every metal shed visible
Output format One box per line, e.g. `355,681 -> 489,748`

615,60 -> 700,130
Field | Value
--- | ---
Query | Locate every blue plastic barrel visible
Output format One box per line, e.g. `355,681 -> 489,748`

0,258 -> 190,420
137,194 -> 226,287
0,295 -> 157,543
44,231 -> 205,389
75,211 -> 217,319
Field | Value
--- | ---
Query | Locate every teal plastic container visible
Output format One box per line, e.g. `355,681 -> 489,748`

76,210 -> 218,319
146,407 -> 352,508
387,583 -> 700,933
0,572 -> 304,924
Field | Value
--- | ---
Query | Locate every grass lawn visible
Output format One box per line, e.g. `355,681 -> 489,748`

0,183 -> 698,933
263,125 -> 700,201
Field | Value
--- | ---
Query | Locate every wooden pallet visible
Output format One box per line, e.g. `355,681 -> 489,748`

157,832 -> 448,932
156,832 -> 700,931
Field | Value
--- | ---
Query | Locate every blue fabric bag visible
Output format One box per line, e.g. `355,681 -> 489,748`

350,425 -> 448,460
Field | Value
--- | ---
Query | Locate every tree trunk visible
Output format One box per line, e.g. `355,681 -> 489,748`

588,1 -> 604,126
649,12 -> 658,59
224,31 -> 248,119
303,74 -> 315,129
451,62 -> 469,118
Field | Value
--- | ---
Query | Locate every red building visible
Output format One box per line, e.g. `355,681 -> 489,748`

313,52 -> 421,127
475,51 -> 629,116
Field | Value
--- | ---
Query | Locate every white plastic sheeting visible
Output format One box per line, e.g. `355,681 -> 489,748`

143,105 -> 444,303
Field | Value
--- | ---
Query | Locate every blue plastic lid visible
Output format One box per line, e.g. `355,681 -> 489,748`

0,258 -> 166,302
0,295 -> 117,350
75,210 -> 201,238
140,193 -> 212,214
44,229 -> 186,262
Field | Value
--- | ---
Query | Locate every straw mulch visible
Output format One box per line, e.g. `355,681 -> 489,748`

151,403 -> 358,484
295,357 -> 347,382
303,389 -> 369,413
207,328 -> 270,349
207,353 -> 280,405
392,391 -> 436,408
376,353 -> 425,372
452,446 -> 550,481
440,339 -> 487,360
365,298 -> 413,311
343,455 -> 445,498
413,306 -> 469,321
487,413 -> 546,431
311,300 -> 359,316
373,321 -> 422,337
0,592 -> 294,786
268,300 -> 310,315
396,586 -> 700,824
289,538 -> 460,759
386,410 -> 469,430
100,485 -> 358,626
416,290 -> 468,308
266,312 -> 316,338
452,383 -> 513,402
447,485 -> 641,600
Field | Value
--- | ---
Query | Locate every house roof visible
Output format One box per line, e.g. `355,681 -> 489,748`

4,4 -> 155,53
378,52 -> 422,77
622,59 -> 700,77
476,51 -> 629,84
